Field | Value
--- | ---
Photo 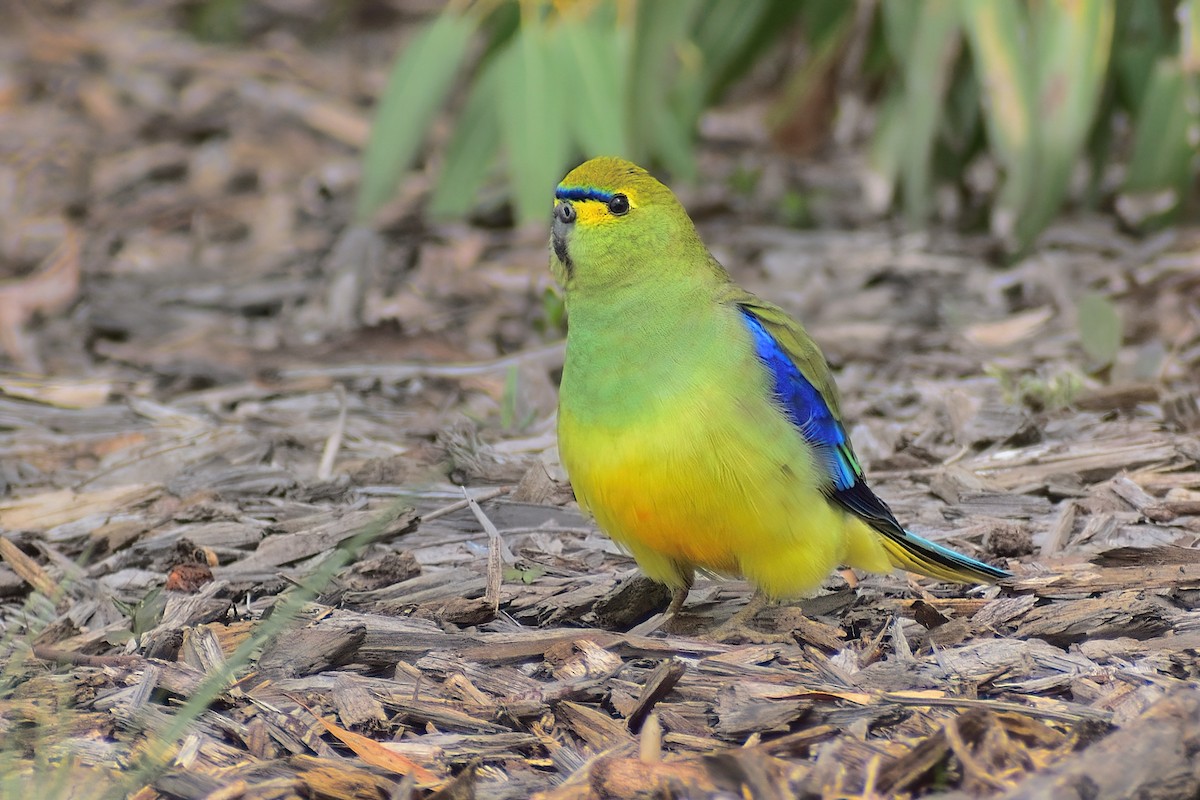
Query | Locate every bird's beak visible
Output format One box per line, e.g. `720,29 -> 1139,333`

552,200 -> 576,267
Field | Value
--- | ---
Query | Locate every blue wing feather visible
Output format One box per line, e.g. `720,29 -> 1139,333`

739,309 -> 861,492
740,307 -> 914,534
739,306 -> 1009,582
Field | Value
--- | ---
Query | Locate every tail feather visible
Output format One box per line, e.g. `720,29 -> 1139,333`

875,528 -> 1009,584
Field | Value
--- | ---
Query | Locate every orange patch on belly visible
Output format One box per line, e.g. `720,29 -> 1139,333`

586,468 -> 743,575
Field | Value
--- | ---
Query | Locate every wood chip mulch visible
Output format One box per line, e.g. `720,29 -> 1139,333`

2,3 -> 1200,799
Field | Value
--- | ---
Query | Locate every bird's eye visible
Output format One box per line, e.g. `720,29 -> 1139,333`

607,194 -> 630,216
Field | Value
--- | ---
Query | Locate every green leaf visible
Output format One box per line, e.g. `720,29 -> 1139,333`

693,0 -> 805,100
1118,0 -> 1200,228
501,364 -> 518,430
962,0 -> 1036,243
766,5 -> 853,143
503,565 -> 546,584
429,58 -> 503,219
132,586 -> 166,636
1111,0 -> 1172,114
628,0 -> 702,169
1017,0 -> 1114,248
940,54 -> 982,161
881,0 -> 919,59
496,19 -> 571,226
1123,60 -> 1192,196
866,91 -> 906,211
898,0 -> 961,226
104,629 -> 136,646
539,286 -> 566,334
558,18 -> 629,157
1077,292 -> 1122,368
963,0 -> 1114,251
355,12 -> 478,223
189,0 -> 246,43
660,37 -> 706,178
1185,0 -> 1200,71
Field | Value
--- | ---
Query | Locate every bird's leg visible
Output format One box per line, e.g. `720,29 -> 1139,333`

704,590 -> 792,644
631,569 -> 694,636
666,584 -> 690,618
659,570 -> 693,634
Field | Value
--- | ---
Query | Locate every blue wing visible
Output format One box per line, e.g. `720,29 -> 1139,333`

739,308 -> 871,496
739,306 -> 1009,582
740,307 -> 917,534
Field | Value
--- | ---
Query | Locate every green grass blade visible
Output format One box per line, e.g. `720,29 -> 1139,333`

881,0 -> 918,59
767,7 -> 855,148
664,36 -> 706,175
1017,0 -> 1114,248
871,0 -> 922,210
962,0 -> 1036,245
559,18 -> 629,158
497,18 -> 570,225
693,0 -> 805,100
118,502 -> 415,795
1120,59 -> 1192,226
354,12 -> 478,223
691,0 -> 763,93
1186,0 -> 1200,71
899,0 -> 961,226
940,54 -> 983,162
866,91 -> 906,212
1111,0 -> 1172,114
429,59 -> 503,219
628,0 -> 701,170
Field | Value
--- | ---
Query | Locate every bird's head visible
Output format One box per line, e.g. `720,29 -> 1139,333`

550,157 -> 711,293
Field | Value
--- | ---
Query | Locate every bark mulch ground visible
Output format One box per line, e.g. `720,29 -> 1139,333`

2,3 -> 1200,799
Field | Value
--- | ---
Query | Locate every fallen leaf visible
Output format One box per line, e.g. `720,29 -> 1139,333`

964,306 -> 1054,348
298,700 -> 441,785
0,485 -> 161,531
0,376 -> 114,409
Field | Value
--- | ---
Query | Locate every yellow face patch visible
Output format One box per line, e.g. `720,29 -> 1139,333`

574,199 -> 617,226
554,185 -> 642,227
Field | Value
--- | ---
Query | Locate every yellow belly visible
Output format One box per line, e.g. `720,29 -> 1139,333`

558,394 -> 892,598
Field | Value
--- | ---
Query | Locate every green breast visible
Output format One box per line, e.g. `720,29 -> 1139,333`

558,291 -> 752,429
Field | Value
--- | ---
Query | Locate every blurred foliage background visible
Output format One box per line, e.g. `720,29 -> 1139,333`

347,0 -> 1199,253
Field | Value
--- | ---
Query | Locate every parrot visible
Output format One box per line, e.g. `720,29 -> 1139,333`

549,157 -> 1008,639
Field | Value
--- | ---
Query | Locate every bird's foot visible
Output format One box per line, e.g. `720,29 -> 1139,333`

703,621 -> 793,644
701,591 -> 789,643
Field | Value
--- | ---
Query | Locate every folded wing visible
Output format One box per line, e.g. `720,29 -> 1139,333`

733,293 -> 1009,583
